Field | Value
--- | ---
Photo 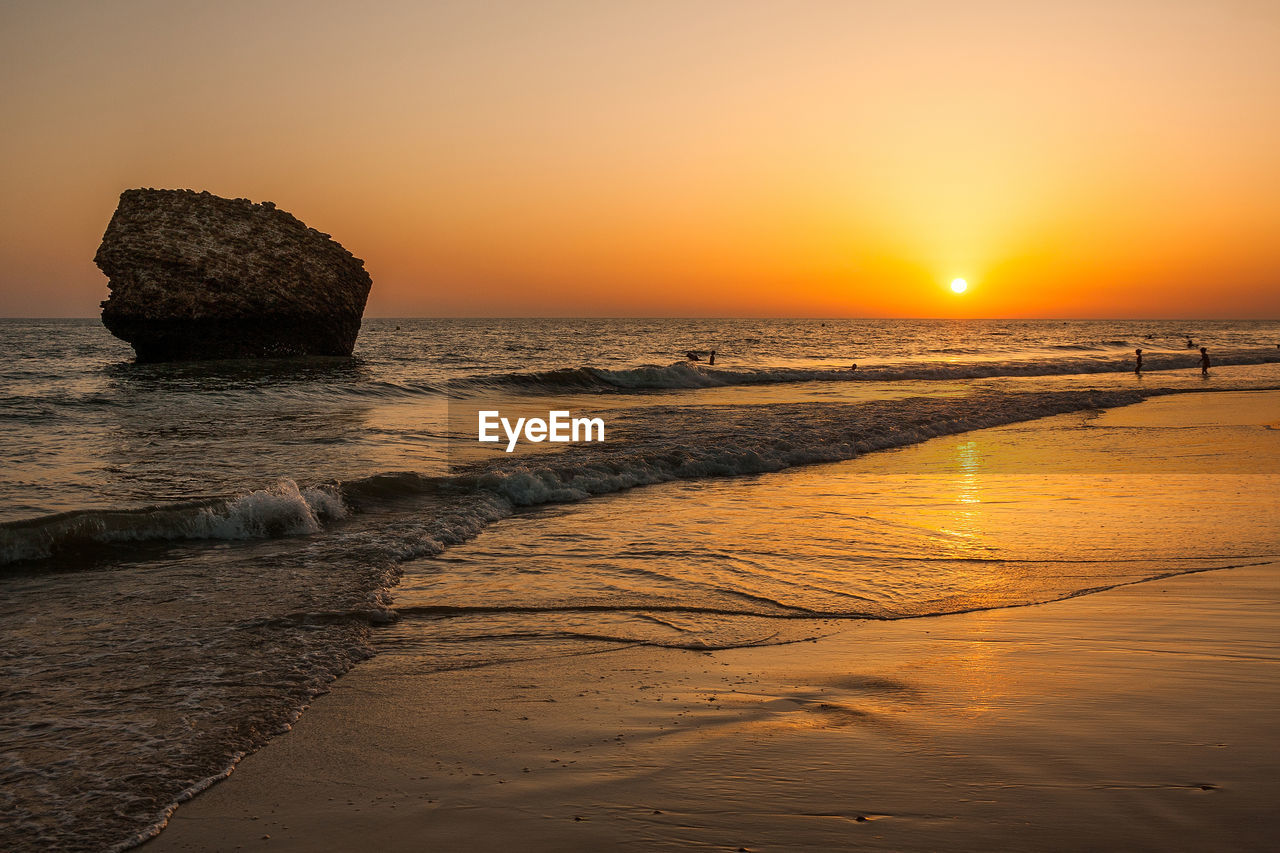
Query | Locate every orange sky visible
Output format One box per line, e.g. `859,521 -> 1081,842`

1,0 -> 1278,317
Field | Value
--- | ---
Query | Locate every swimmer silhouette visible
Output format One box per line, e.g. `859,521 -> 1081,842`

1135,348 -> 1143,375
686,351 -> 700,362
1200,346 -> 1210,376
709,350 -> 715,365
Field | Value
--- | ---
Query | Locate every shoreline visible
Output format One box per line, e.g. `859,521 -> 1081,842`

139,388 -> 1280,852
145,558 -> 1280,852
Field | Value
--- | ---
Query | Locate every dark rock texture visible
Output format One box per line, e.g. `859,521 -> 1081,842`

95,189 -> 372,361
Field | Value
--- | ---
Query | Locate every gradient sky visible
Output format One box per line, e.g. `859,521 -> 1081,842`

1,0 -> 1278,317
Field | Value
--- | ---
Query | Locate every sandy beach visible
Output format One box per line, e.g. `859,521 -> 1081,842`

141,390 -> 1280,852
146,559 -> 1280,852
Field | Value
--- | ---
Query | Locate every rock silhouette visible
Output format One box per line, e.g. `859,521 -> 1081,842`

95,189 -> 372,361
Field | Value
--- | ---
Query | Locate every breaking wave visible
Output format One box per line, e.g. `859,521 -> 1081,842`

2,388 -> 1145,568
0,480 -> 347,566
454,347 -> 1280,394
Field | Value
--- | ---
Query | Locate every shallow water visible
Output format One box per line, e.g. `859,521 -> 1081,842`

3,318 -> 1280,522
2,319 -> 1280,851
383,395 -> 1280,668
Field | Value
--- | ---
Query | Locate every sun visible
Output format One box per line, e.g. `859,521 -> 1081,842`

950,278 -> 968,294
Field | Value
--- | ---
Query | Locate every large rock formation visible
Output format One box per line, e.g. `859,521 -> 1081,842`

95,189 -> 372,361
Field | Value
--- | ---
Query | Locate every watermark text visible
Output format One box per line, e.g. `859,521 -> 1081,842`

478,410 -> 605,452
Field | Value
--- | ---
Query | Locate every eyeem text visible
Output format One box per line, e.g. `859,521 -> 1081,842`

478,410 -> 606,452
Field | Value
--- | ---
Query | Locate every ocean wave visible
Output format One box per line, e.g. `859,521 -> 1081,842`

7,349 -> 1277,415
458,389 -> 1147,507
453,348 -> 1280,394
24,383 -> 1280,571
1,388 -> 1148,570
0,480 -> 347,566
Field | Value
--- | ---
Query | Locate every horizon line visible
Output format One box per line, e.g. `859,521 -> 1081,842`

4,315 -> 1279,323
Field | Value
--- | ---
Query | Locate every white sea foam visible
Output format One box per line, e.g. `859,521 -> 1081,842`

193,480 -> 346,538
0,480 -> 347,565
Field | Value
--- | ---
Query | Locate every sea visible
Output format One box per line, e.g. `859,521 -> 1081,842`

3,317 -> 1280,851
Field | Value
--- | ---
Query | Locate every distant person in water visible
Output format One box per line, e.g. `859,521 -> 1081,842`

708,350 -> 715,365
850,363 -> 858,371
686,351 -> 700,362
1186,336 -> 1195,349
1200,346 -> 1211,375
1134,348 -> 1143,375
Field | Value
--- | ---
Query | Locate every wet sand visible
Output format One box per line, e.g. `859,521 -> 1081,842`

146,559 -> 1280,852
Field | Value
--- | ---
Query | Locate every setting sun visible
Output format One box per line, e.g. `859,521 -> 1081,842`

951,278 -> 969,294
